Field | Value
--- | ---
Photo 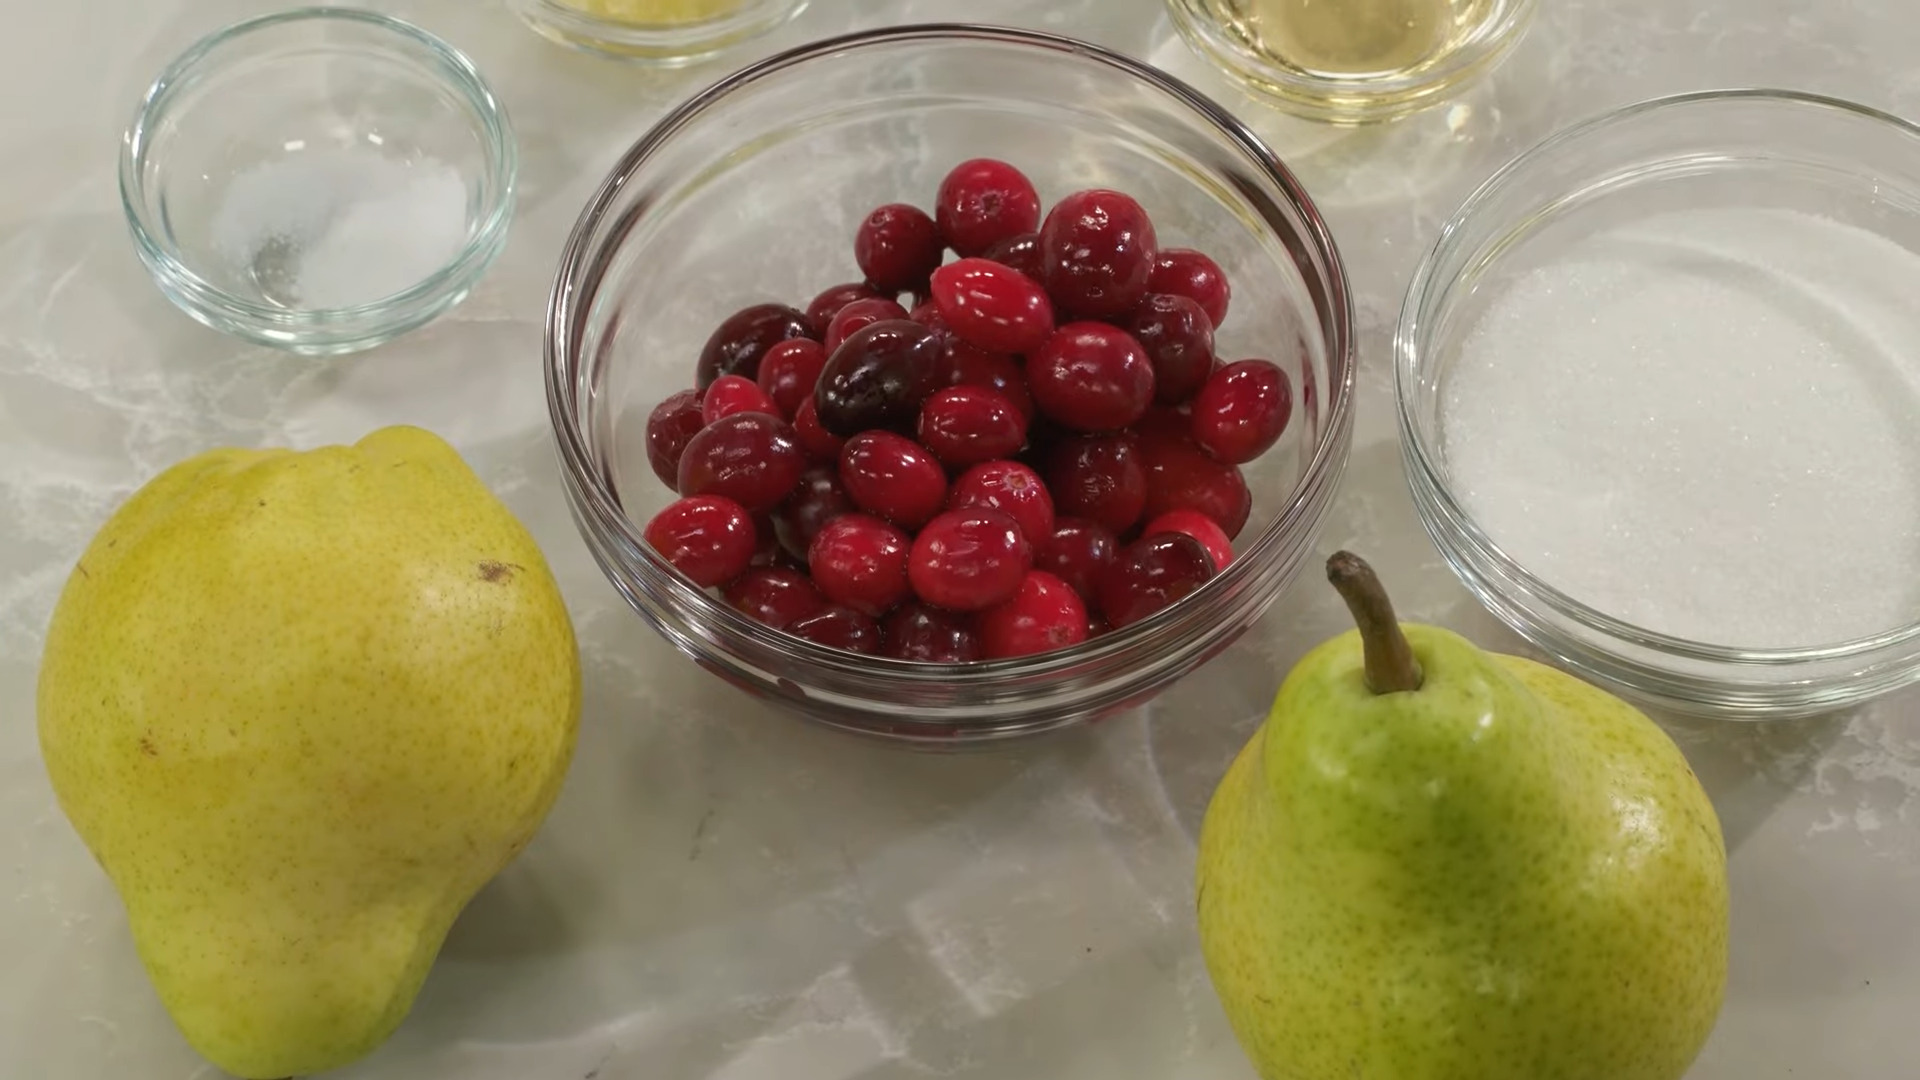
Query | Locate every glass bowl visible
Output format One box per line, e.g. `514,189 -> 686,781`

1397,89 -> 1920,721
545,24 -> 1356,745
119,7 -> 517,357
507,0 -> 807,65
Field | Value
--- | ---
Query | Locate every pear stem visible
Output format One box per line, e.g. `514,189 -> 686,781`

1326,551 -> 1424,695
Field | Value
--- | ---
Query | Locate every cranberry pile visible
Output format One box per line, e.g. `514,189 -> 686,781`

639,158 -> 1293,662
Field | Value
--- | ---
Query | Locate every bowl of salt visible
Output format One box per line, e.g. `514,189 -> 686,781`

119,7 -> 517,357
1397,88 -> 1920,720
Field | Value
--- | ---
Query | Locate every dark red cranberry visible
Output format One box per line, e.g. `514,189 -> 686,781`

1148,248 -> 1231,329
1191,359 -> 1292,465
1038,189 -> 1158,320
881,601 -> 983,662
825,296 -> 911,352
949,460 -> 1055,547
936,158 -> 1042,257
1138,428 -> 1252,539
772,464 -> 854,563
1043,434 -> 1146,535
1129,294 -> 1216,405
855,203 -> 943,293
1143,509 -> 1233,570
1086,612 -> 1112,639
702,374 -> 779,424
645,388 -> 706,489
1036,516 -> 1118,601
1097,532 -> 1217,629
917,386 -> 1027,468
748,511 -> 784,567
808,513 -> 911,617
978,571 -> 1088,659
792,397 -> 846,462
814,319 -> 945,438
908,507 -> 1033,612
789,605 -> 883,654
676,412 -> 805,513
756,338 -> 829,418
984,231 -> 1043,281
940,341 -> 1034,421
723,567 -> 827,630
910,297 -> 949,331
839,430 -> 949,530
643,495 -> 757,587
806,281 -> 884,337
1028,322 -> 1156,432
697,303 -> 813,388
929,258 -> 1055,355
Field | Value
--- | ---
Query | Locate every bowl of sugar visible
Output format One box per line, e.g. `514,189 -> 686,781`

1397,89 -> 1920,720
119,8 -> 517,357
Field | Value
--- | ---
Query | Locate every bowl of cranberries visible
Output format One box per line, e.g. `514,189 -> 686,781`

545,24 -> 1355,743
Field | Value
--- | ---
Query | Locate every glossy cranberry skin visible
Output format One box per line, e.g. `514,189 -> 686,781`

806,281 -> 884,337
1043,434 -> 1146,535
1148,248 -> 1231,329
815,319 -> 945,437
978,571 -> 1089,659
697,303 -> 814,388
642,495 -> 758,587
644,388 -> 706,489
1191,359 -> 1292,465
909,298 -> 948,331
676,412 -> 805,512
881,601 -> 983,662
755,338 -> 829,418
917,386 -> 1027,468
1097,532 -> 1217,629
1028,322 -> 1156,432
791,397 -> 845,462
855,203 -> 944,293
1036,516 -> 1118,601
940,341 -> 1034,421
1143,509 -> 1233,570
1039,189 -> 1159,320
1138,428 -> 1252,539
723,567 -> 827,630
936,158 -> 1042,257
702,374 -> 779,425
949,460 -> 1055,547
929,258 -> 1055,356
1129,294 -> 1217,405
908,507 -> 1033,613
772,464 -> 854,563
808,513 -> 912,617
839,430 -> 949,529
984,231 -> 1044,281
789,605 -> 883,654
825,296 -> 911,352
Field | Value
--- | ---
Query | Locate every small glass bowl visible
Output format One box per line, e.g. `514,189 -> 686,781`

119,8 -> 517,357
1397,89 -> 1920,720
1163,0 -> 1537,124
546,24 -> 1356,745
507,0 -> 807,65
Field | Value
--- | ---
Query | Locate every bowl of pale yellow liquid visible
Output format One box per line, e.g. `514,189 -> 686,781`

1164,0 -> 1537,123
509,0 -> 808,64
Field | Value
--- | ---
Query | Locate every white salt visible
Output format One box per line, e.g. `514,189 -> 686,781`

210,149 -> 470,311
1439,206 -> 1920,649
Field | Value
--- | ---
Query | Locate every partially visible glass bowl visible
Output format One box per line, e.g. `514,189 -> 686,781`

507,0 -> 807,65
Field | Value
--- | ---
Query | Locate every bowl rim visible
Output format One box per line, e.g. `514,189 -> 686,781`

507,0 -> 809,61
545,21 -> 1357,690
1396,86 -> 1920,667
117,6 -> 518,330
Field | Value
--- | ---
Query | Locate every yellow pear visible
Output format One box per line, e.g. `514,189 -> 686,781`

36,425 -> 581,1079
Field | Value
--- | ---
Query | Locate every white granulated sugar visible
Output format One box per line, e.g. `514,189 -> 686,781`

1439,206 -> 1920,649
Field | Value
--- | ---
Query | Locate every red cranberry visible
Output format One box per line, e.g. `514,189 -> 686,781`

643,495 -> 758,587
908,507 -> 1033,612
808,513 -> 911,617
940,342 -> 1034,421
1038,189 -> 1158,320
839,430 -> 949,530
984,231 -> 1043,281
756,338 -> 829,418
772,464 -> 854,563
825,296 -> 911,352
697,303 -> 813,388
644,388 -> 705,489
1138,429 -> 1252,539
1028,322 -> 1155,432
855,203 -> 943,293
929,258 -> 1055,356
1042,432 -> 1146,536
917,386 -> 1027,468
815,319 -> 944,438
1143,509 -> 1233,570
949,460 -> 1055,547
881,601 -> 983,662
677,412 -> 805,512
748,511 -> 784,567
1036,516 -> 1118,601
1097,532 -> 1217,629
723,567 -> 826,630
1148,248 -> 1231,329
1192,359 -> 1292,465
1129,294 -> 1216,405
792,397 -> 846,462
910,297 -> 948,331
702,374 -> 779,425
1086,612 -> 1112,639
978,571 -> 1088,659
936,158 -> 1042,257
806,281 -> 884,337
789,605 -> 883,654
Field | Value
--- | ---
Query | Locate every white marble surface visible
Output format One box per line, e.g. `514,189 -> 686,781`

3,0 -> 1917,1077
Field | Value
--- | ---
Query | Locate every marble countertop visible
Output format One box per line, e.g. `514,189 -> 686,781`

3,1 -> 1916,1077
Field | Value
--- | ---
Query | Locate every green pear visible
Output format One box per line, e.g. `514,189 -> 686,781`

36,425 -> 581,1079
1196,552 -> 1728,1080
